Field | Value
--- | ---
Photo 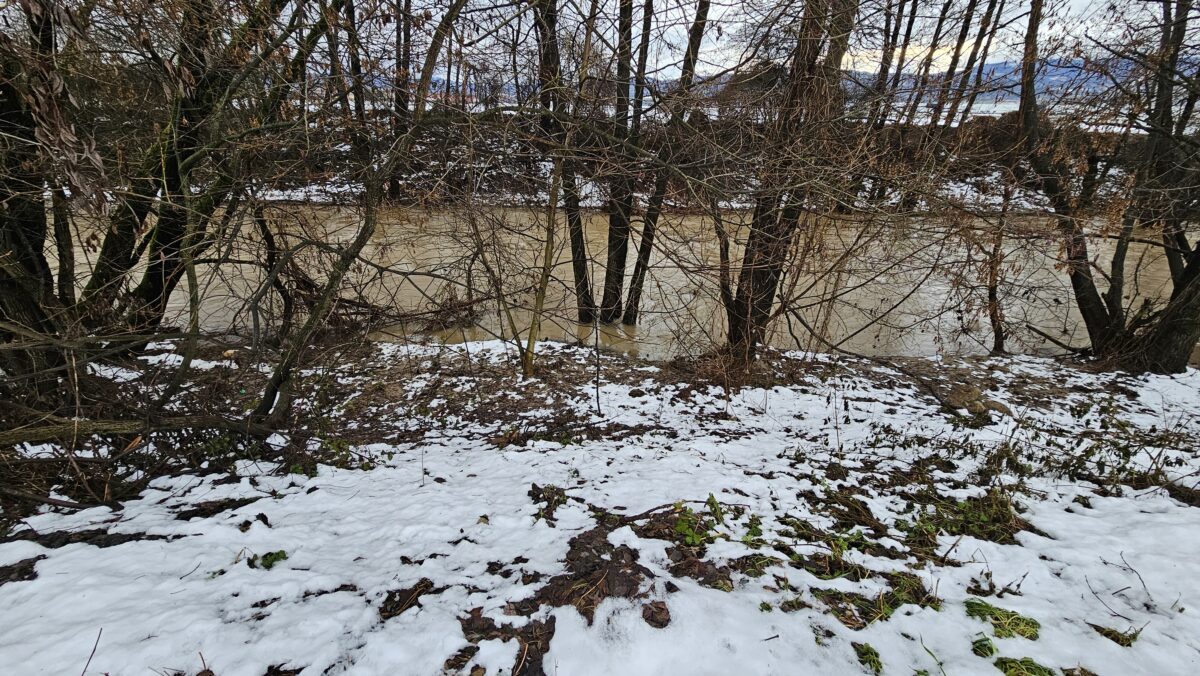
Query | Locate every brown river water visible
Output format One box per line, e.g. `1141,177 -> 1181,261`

98,204 -> 1193,363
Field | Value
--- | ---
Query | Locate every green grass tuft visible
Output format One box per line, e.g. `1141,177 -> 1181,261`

248,549 -> 288,570
993,656 -> 1054,676
853,642 -> 883,674
965,598 -> 1040,639
1088,623 -> 1141,647
971,635 -> 997,657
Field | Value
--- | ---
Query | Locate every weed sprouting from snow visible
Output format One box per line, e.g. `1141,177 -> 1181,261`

529,483 -> 568,525
814,572 -> 940,629
1088,622 -> 1142,647
993,656 -> 1055,676
672,502 -> 717,547
965,598 -> 1040,639
853,642 -> 883,674
247,550 -> 289,570
971,634 -> 997,657
740,513 -> 765,547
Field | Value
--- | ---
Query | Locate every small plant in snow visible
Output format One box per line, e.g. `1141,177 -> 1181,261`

741,514 -> 765,548
830,529 -> 868,561
705,493 -> 726,525
965,598 -> 1040,639
853,642 -> 883,674
248,550 -> 289,570
972,634 -> 997,657
993,656 -> 1055,676
673,502 -> 716,546
1088,622 -> 1142,647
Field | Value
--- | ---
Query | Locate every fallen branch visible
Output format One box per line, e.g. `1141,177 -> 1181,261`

1025,324 -> 1087,354
0,486 -> 93,510
0,416 -> 271,447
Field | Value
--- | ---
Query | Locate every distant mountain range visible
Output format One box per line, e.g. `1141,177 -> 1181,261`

395,58 -> 1127,107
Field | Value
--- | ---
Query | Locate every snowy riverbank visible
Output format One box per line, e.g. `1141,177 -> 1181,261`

2,341 -> 1199,675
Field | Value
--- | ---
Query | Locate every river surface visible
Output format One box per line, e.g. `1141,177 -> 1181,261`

117,204 -> 1195,362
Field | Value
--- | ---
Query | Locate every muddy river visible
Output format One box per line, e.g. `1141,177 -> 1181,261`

109,204 -> 1193,362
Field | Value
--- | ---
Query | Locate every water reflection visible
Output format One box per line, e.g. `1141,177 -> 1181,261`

134,204 -> 1198,363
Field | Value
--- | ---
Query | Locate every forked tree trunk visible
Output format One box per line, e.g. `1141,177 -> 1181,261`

956,0 -> 1006,125
83,0 -> 303,327
1019,0 -> 1200,371
943,0 -> 1000,126
1115,0 -> 1200,372
901,0 -> 952,126
599,0 -> 635,323
624,0 -> 711,325
726,0 -> 857,361
727,198 -> 801,360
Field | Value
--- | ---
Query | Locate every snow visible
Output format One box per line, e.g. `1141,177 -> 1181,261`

86,362 -> 141,383
2,341 -> 1199,675
139,351 -> 239,371
256,180 -> 365,204
936,170 -> 1051,212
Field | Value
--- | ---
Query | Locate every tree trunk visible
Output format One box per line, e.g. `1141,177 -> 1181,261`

563,170 -> 597,322
988,183 -> 1010,353
866,0 -> 904,129
1128,278 -> 1200,373
51,188 -> 74,306
624,0 -> 711,325
532,0 -> 595,322
956,0 -> 1006,125
1116,0 -> 1199,371
0,45 -> 61,395
930,0 -> 980,126
943,0 -> 1000,126
84,0 -> 301,325
599,0 -> 635,323
127,0 -> 218,329
726,0 -> 857,360
728,198 -> 801,360
881,0 -> 920,126
253,0 -> 468,423
388,0 -> 411,201
902,0 -> 952,126
630,0 -> 653,143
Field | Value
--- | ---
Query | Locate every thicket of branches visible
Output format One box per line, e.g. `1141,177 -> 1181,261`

1,0 -> 1198,489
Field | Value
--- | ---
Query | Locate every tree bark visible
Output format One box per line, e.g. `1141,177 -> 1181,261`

51,187 -> 74,306
956,0 -> 1006,125
943,0 -> 999,126
930,0 -> 981,126
532,0 -> 595,322
902,0 -> 953,126
599,0 -> 635,323
388,0 -> 412,201
0,23 -> 62,395
623,0 -> 711,325
726,0 -> 857,360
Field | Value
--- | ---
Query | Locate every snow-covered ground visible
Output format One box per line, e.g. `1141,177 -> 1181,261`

2,341 -> 1198,676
